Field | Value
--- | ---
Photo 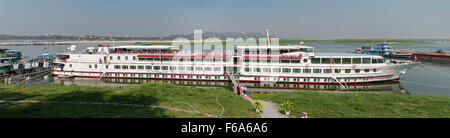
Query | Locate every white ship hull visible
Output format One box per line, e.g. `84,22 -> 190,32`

52,47 -> 417,84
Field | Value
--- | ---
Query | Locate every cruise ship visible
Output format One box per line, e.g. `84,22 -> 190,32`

52,42 -> 418,84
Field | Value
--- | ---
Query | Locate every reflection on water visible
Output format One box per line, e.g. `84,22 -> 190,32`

52,77 -> 408,95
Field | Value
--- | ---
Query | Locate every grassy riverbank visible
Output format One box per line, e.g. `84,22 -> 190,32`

0,83 -> 259,118
251,91 -> 450,118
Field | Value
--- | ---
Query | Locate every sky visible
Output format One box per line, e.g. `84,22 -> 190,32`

0,0 -> 449,39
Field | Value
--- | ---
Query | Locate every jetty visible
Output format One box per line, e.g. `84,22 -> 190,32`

393,50 -> 450,60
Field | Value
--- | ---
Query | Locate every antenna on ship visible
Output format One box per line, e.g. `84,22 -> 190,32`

266,29 -> 271,46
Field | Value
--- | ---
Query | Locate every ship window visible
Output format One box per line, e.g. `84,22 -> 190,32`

355,69 -> 360,73
352,58 -> 362,64
130,65 -> 136,69
293,68 -> 301,73
364,69 -> 370,73
313,69 -> 322,73
363,58 -> 371,64
69,64 -> 72,68
133,56 -> 136,60
147,58 -> 153,61
170,66 -> 177,70
342,58 -> 351,64
373,69 -> 377,72
162,58 -> 171,61
286,60 -> 297,63
178,66 -> 185,71
138,58 -> 146,61
281,60 -> 290,63
282,68 -> 291,73
110,56 -> 113,61
187,67 -> 194,71
154,58 -> 160,61
214,67 -> 221,71
321,58 -> 331,64
244,59 -> 249,62
377,59 -> 384,63
89,65 -> 92,68
162,66 -> 169,70
204,59 -> 213,62
324,69 -> 332,73
345,69 -> 351,73
145,66 -> 152,70
95,64 -> 97,68
114,65 -> 120,69
303,59 -> 308,63
332,58 -> 341,64
195,67 -> 203,71
125,56 -> 128,60
311,58 -> 321,64
263,68 -> 271,72
303,69 -> 311,73
122,65 -> 128,69
254,68 -> 261,72
205,67 -> 212,71
117,56 -> 120,60
335,69 -> 341,73
153,66 -> 160,70
273,68 -> 281,72
372,58 -> 378,64
138,66 -> 144,69
244,68 -> 250,72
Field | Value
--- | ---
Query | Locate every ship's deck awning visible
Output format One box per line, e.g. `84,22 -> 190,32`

109,45 -> 175,50
236,45 -> 313,49
315,53 -> 382,58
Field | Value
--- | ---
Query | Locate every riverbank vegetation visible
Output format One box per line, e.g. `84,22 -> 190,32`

251,91 -> 450,118
0,83 -> 259,118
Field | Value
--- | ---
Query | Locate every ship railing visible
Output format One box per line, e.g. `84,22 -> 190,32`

0,63 -> 11,67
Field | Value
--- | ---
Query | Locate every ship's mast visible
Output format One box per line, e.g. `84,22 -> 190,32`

266,29 -> 271,46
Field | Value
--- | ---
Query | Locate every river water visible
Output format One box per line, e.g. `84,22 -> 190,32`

2,42 -> 450,96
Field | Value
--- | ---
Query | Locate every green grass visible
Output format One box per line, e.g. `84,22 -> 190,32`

0,82 -> 259,118
251,91 -> 450,118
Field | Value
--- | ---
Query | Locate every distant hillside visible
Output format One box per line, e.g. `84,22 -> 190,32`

0,31 -> 267,41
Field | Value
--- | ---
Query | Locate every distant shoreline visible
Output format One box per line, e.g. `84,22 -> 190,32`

0,39 -> 447,46
0,40 -> 174,46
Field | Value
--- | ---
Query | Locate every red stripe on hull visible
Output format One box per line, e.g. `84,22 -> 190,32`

52,74 -> 399,84
52,70 -> 394,79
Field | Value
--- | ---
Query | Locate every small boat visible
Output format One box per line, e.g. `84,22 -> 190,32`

353,42 -> 412,59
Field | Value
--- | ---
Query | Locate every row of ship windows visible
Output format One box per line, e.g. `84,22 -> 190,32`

69,72 -> 376,82
244,67 -> 379,73
108,56 -> 386,65
244,57 -> 386,64
81,64 -> 379,73
110,56 -> 137,61
85,64 -> 223,71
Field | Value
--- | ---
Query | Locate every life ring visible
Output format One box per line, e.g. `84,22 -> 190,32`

151,62 -> 154,65
305,64 -> 309,68
245,63 -> 249,66
107,61 -> 111,64
352,64 -> 356,68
